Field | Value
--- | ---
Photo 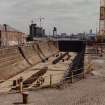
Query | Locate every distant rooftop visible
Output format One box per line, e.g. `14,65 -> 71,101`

86,33 -> 96,36
0,24 -> 23,33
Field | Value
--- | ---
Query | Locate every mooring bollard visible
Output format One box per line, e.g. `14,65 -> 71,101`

22,92 -> 29,104
20,81 -> 23,93
12,80 -> 17,90
62,59 -> 64,62
71,71 -> 73,83
83,70 -> 85,79
13,80 -> 17,87
50,74 -> 52,87
19,77 -> 23,93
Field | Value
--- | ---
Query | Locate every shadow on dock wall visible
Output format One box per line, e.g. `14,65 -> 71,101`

58,40 -> 86,77
58,41 -> 86,52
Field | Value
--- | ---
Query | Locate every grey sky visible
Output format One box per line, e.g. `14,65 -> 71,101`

0,0 -> 99,34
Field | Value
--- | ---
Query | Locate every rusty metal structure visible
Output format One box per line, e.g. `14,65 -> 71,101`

97,0 -> 105,42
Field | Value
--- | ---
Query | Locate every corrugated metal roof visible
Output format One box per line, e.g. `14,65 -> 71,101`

0,24 -> 22,32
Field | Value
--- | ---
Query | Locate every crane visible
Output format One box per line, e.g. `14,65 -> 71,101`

31,17 -> 45,27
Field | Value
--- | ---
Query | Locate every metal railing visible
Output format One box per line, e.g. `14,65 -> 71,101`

31,68 -> 85,88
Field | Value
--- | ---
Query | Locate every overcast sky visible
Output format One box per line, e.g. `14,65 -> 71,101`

0,0 -> 100,34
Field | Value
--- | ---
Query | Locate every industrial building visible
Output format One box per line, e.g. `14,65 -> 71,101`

0,24 -> 26,47
86,30 -> 96,41
29,23 -> 45,39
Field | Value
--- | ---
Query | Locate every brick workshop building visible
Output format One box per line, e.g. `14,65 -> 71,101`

0,24 -> 26,47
